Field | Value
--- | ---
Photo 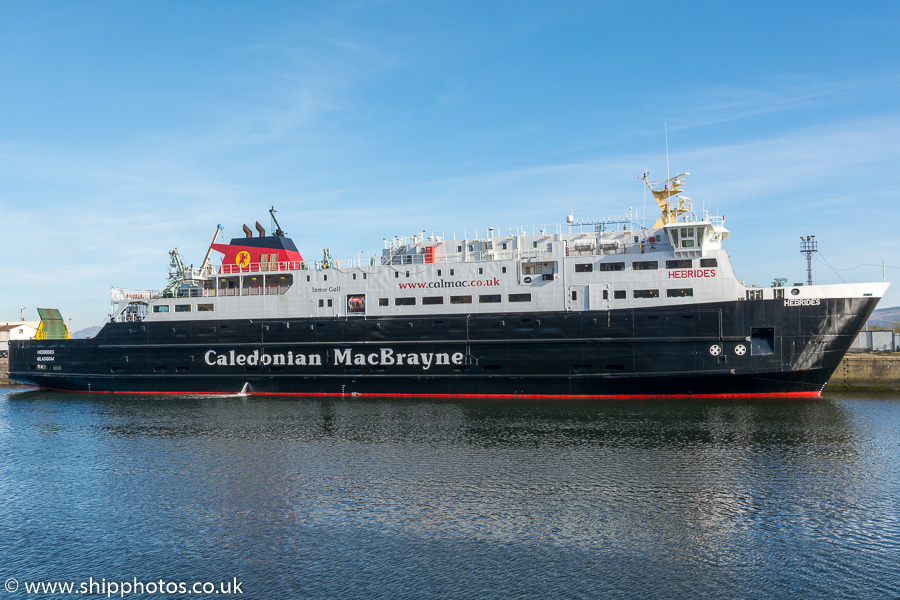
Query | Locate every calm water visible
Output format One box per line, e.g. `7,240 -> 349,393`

0,388 -> 898,599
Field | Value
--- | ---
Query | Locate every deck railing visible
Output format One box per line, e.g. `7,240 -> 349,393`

161,285 -> 293,299
217,257 -> 375,274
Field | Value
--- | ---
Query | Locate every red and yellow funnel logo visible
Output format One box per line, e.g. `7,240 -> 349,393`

235,251 -> 252,267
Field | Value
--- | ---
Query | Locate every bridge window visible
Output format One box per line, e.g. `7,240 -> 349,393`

575,263 -> 593,273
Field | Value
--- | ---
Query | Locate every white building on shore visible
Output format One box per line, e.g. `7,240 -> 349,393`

0,321 -> 39,354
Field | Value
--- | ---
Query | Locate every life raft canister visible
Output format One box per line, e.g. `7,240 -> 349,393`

347,295 -> 365,312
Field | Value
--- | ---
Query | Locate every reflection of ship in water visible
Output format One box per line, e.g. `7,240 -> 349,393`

4,386 -> 886,599
6,389 -> 860,452
11,390 -> 861,542
9,178 -> 888,397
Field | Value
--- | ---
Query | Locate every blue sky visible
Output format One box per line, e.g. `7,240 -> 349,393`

2,1 -> 899,330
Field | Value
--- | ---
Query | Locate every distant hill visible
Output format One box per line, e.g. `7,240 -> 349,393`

73,326 -> 103,339
868,305 -> 900,329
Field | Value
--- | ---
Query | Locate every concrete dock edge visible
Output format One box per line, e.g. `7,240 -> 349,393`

827,353 -> 900,391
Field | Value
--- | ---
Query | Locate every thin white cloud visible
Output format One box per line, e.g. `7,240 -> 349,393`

636,73 -> 900,134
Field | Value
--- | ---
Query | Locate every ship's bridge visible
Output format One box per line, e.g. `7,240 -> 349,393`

642,172 -> 730,256
663,217 -> 729,256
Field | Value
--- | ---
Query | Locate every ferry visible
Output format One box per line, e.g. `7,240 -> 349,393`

8,173 -> 888,398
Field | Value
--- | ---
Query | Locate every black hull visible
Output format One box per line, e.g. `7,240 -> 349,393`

8,298 -> 880,398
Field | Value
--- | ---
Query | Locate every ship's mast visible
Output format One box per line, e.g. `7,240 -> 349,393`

643,172 -> 690,228
270,206 -> 285,237
800,235 -> 817,285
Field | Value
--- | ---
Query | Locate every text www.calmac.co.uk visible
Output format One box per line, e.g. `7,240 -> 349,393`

6,577 -> 243,597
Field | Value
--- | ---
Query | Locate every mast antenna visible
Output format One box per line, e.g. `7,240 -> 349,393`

642,168 -> 647,225
800,235 -> 818,285
269,206 -> 285,237
665,122 -> 670,183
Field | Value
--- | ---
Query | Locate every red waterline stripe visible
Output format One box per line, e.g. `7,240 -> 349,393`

35,387 -> 823,400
